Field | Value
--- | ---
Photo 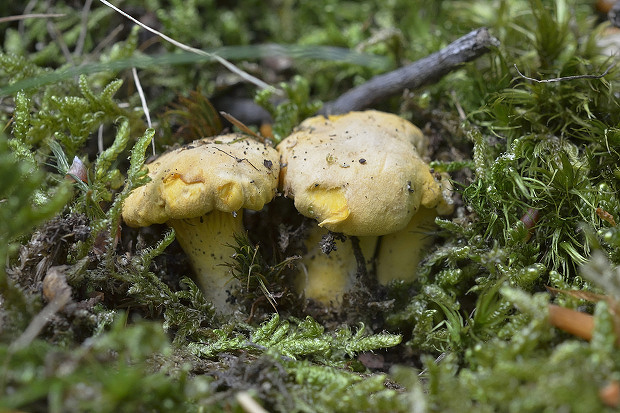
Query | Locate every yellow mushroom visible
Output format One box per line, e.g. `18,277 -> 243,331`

376,206 -> 441,284
277,110 -> 452,304
296,225 -> 377,305
122,134 -> 280,313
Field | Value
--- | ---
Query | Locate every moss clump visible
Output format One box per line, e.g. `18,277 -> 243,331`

2,0 -> 620,411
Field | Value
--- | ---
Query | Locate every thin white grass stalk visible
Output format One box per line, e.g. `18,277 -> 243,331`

131,67 -> 155,156
99,0 -> 277,93
98,124 -> 104,153
236,392 -> 269,413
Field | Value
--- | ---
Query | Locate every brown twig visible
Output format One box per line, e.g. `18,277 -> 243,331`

74,0 -> 93,57
46,20 -> 74,65
520,207 -> 540,242
0,13 -> 65,24
219,111 -> 267,144
349,236 -> 368,281
320,28 -> 499,115
548,304 -> 595,342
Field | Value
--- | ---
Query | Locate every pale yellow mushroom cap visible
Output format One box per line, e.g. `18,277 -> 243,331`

277,110 -> 451,236
122,134 -> 280,227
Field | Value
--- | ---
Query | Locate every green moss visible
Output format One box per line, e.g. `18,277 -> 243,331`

3,0 -> 620,411
0,316 -> 210,413
255,75 -> 323,142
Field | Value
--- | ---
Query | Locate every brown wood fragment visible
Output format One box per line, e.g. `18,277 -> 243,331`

600,380 -> 620,408
596,207 -> 617,227
548,304 -> 594,342
321,28 -> 500,115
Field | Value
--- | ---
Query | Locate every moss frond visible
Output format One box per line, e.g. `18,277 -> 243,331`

0,132 -> 71,334
0,135 -> 71,246
114,229 -> 218,345
165,90 -> 223,141
0,316 -> 207,413
188,313 -> 400,364
225,232 -> 299,314
4,1 -> 620,411
414,286 -> 616,412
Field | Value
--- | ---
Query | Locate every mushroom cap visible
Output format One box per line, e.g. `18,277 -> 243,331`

122,134 -> 280,227
277,110 -> 451,236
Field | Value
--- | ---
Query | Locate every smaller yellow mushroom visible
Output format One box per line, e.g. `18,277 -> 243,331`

298,225 -> 377,305
277,110 -> 452,305
376,206 -> 442,284
122,134 -> 280,313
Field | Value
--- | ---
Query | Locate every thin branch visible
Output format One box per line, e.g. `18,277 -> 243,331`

213,147 -> 259,171
9,266 -> 72,352
92,24 -> 124,55
74,0 -> 93,57
219,111 -> 267,144
321,28 -> 499,115
514,63 -> 616,83
349,236 -> 368,281
47,20 -> 74,65
0,13 -> 65,24
18,0 -> 38,38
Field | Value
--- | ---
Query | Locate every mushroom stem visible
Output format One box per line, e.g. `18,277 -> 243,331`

299,225 -> 376,305
169,210 -> 243,312
376,207 -> 438,284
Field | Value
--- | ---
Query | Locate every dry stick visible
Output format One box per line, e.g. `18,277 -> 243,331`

321,28 -> 499,115
349,236 -> 368,281
0,13 -> 65,24
92,24 -> 124,55
9,266 -> 72,352
220,111 -> 268,144
548,304 -> 595,342
74,0 -> 93,57
47,20 -> 74,65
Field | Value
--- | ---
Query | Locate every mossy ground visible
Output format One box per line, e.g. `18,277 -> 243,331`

2,1 -> 620,411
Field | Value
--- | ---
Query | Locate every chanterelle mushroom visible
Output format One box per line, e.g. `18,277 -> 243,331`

277,110 -> 452,303
296,225 -> 378,305
122,134 -> 280,312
